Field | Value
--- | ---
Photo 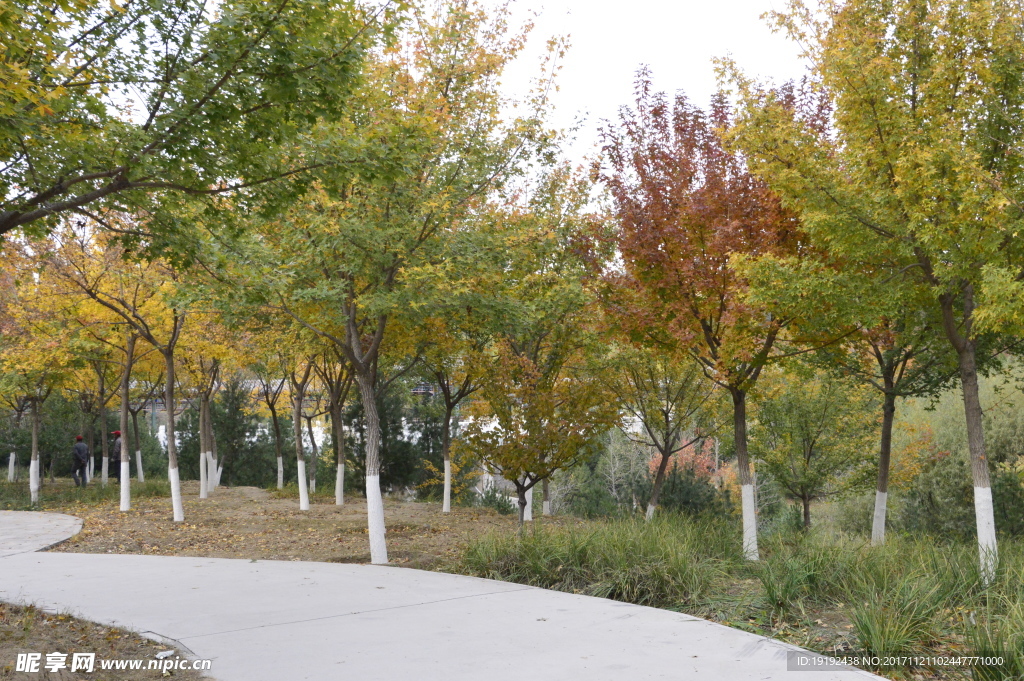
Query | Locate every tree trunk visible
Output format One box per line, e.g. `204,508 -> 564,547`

517,485 -> 527,526
646,449 -> 673,520
940,288 -> 997,583
803,497 -> 811,528
332,403 -> 345,505
131,409 -> 144,483
29,399 -> 40,505
442,405 -> 453,513
269,403 -> 284,489
542,478 -> 550,516
7,452 -> 14,483
119,334 -> 135,512
959,343 -> 997,583
306,417 -> 318,494
204,398 -> 219,493
523,484 -> 533,522
871,391 -> 896,545
211,411 -> 221,490
85,417 -> 94,483
165,350 -> 184,522
100,406 -> 109,486
731,388 -> 759,560
293,385 -> 310,511
198,395 -> 208,499
356,374 -> 388,564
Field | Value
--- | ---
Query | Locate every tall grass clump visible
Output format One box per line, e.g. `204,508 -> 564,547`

460,515 -> 737,608
755,532 -> 861,618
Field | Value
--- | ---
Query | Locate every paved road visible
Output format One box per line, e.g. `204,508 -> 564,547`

1,511 -> 880,680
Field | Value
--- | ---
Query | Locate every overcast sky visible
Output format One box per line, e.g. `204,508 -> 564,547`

491,0 -> 809,163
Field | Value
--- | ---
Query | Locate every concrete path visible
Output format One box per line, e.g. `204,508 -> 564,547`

1,511 -> 880,681
0,510 -> 83,557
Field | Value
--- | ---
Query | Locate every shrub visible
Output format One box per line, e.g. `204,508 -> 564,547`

898,452 -> 1024,539
476,485 -> 515,515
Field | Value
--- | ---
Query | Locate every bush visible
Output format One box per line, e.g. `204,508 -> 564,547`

476,485 -> 515,515
898,452 -> 1024,539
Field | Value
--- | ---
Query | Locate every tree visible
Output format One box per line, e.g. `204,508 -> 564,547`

0,247 -> 80,502
0,0 -> 391,239
419,317 -> 484,513
818,316 -> 956,543
751,368 -> 876,528
41,224 -> 188,520
313,350 -> 353,505
598,75 -> 803,559
458,167 -> 618,524
249,345 -> 290,490
603,346 -> 719,519
235,1 -> 555,563
729,0 -> 1024,580
461,340 -> 617,524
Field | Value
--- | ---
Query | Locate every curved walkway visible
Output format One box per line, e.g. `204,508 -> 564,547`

1,511 -> 880,681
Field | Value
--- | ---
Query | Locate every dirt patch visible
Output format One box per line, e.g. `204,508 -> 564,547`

44,480 -> 544,569
0,603 -> 208,680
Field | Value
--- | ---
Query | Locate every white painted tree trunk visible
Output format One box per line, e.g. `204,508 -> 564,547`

164,347 -> 185,523
136,451 -> 144,483
543,500 -> 551,516
199,448 -> 208,499
335,463 -> 344,506
101,456 -> 109,486
542,479 -> 550,516
7,453 -> 14,482
366,474 -> 388,563
215,464 -> 222,488
86,458 -> 92,483
207,452 -> 217,493
442,460 -> 452,513
975,486 -> 998,584
355,373 -> 388,564
119,461 -> 131,511
29,458 -> 40,505
645,502 -> 656,520
297,459 -> 310,511
871,491 -> 887,545
523,486 -> 533,522
741,484 -> 759,561
169,466 -> 184,522
277,456 -> 284,490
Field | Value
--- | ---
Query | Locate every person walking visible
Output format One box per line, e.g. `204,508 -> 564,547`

110,431 -> 123,483
72,436 -> 89,487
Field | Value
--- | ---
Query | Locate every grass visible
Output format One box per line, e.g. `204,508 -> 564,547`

0,478 -> 170,511
461,515 -> 739,609
266,482 -> 345,501
453,513 -> 1024,680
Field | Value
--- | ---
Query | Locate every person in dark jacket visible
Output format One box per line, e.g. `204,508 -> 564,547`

110,431 -> 123,482
72,436 -> 89,487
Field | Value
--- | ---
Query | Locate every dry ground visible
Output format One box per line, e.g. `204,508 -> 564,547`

0,603 -> 207,680
46,480 -> 555,568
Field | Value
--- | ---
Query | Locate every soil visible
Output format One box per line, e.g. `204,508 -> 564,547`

46,481 -> 549,569
0,603 -> 208,680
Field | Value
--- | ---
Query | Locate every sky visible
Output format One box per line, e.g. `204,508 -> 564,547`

490,0 -> 809,163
